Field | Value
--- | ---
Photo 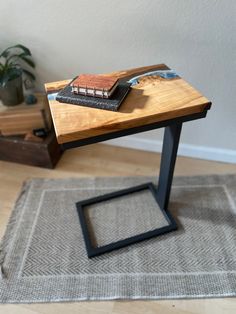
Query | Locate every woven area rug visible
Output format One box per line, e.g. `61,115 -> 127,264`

0,175 -> 236,303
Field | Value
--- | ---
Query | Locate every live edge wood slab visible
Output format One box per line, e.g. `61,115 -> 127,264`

45,64 -> 211,145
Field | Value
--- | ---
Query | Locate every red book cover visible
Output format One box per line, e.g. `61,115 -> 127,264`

72,74 -> 118,92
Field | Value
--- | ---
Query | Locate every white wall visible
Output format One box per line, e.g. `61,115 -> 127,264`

1,0 -> 235,162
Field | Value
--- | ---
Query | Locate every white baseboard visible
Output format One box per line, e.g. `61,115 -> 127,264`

105,136 -> 236,164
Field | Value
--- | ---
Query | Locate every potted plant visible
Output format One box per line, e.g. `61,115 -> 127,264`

0,44 -> 35,106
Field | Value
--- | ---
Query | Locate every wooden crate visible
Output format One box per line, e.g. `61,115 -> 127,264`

0,129 -> 62,168
0,94 -> 51,136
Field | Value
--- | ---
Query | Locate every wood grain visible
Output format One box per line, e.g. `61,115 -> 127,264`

0,94 -> 51,136
0,130 -> 62,168
45,64 -> 211,144
0,145 -> 236,313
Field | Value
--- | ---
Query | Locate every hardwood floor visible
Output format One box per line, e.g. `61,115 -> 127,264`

0,144 -> 236,314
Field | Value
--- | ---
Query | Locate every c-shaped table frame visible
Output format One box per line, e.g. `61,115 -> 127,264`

62,108 -> 210,258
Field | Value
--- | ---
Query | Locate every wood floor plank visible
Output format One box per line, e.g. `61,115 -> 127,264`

112,299 -> 236,314
0,304 -> 40,314
22,302 -> 114,314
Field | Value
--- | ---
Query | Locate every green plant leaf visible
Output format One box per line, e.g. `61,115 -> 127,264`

0,44 -> 35,86
4,53 -> 35,70
5,52 -> 27,63
0,67 -> 22,87
0,44 -> 32,59
22,69 -> 35,81
14,44 -> 31,56
7,44 -> 31,56
0,48 -> 10,59
20,56 -> 35,68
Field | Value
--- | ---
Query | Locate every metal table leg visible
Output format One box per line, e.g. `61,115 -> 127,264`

76,122 -> 182,258
156,123 -> 182,210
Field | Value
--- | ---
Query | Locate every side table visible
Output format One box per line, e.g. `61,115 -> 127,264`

45,64 -> 211,258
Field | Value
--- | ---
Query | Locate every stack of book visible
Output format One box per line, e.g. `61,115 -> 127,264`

56,74 -> 131,111
71,74 -> 118,98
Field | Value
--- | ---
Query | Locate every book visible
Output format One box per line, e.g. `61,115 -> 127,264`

71,74 -> 118,98
56,79 -> 131,111
0,94 -> 52,136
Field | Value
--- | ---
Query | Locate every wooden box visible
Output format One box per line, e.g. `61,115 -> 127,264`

0,129 -> 62,168
0,94 -> 52,136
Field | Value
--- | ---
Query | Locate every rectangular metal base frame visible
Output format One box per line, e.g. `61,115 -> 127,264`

76,182 -> 177,258
73,111 -> 210,258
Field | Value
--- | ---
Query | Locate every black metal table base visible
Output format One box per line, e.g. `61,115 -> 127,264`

76,182 -> 177,258
76,122 -> 184,258
70,111 -> 210,258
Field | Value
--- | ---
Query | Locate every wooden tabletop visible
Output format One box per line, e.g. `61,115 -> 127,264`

45,64 -> 211,144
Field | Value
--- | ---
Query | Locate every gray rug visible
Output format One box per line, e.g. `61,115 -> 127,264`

1,175 -> 236,303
